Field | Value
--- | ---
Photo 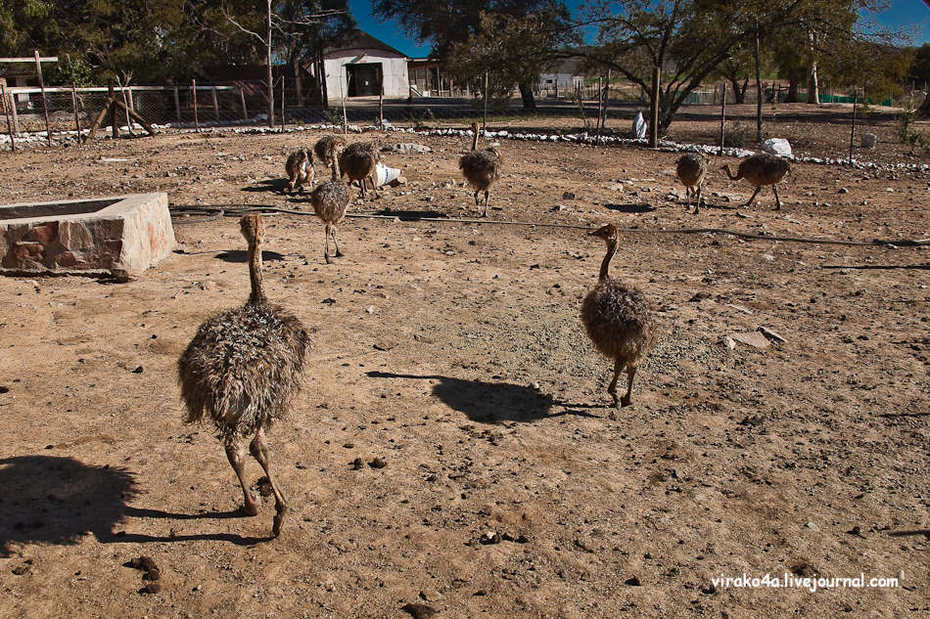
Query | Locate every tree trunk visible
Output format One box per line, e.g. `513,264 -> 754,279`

807,29 -> 820,105
754,25 -> 763,143
729,77 -> 748,104
917,90 -> 930,119
518,82 -> 536,111
266,0 -> 274,127
786,78 -> 799,103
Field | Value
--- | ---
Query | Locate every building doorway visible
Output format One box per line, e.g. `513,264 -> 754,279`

346,63 -> 383,97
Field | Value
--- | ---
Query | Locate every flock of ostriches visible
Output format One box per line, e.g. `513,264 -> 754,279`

178,123 -> 791,536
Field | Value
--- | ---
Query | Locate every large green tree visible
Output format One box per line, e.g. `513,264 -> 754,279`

445,8 -> 577,110
373,0 -> 572,109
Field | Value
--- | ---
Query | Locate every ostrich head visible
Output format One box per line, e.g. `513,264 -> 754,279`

240,214 -> 265,248
589,223 -> 618,243
470,122 -> 479,134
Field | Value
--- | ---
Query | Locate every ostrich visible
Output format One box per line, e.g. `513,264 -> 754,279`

310,154 -> 351,264
459,122 -> 503,217
339,141 -> 380,199
676,153 -> 707,214
721,153 -> 790,210
313,135 -> 346,168
285,149 -> 313,193
178,214 -> 310,537
581,223 -> 656,411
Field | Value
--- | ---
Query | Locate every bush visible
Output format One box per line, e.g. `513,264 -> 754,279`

897,101 -> 930,153
723,121 -> 749,148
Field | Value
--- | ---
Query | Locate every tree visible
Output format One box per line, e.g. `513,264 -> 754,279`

373,0 -> 571,110
445,8 -> 576,111
584,0 -> 791,135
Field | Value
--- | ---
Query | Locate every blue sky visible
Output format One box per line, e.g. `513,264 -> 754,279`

348,0 -> 930,57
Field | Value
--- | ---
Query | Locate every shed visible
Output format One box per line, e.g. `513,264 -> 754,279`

316,30 -> 409,104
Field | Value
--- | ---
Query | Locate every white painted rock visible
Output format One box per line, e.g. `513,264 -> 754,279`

762,138 -> 792,156
861,133 -> 877,149
633,111 -> 647,139
381,143 -> 432,154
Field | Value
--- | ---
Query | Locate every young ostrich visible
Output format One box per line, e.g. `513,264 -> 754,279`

721,153 -> 790,210
676,153 -> 707,214
339,141 -> 380,199
178,215 -> 310,537
581,224 -> 656,411
313,135 -> 346,168
285,149 -> 314,193
310,155 -> 351,264
459,122 -> 503,217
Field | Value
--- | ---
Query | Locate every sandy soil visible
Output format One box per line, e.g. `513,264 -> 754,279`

0,120 -> 928,618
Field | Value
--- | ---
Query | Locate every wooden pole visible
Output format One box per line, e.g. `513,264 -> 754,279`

84,95 -> 114,141
117,78 -> 134,136
719,80 -> 727,156
71,81 -> 82,143
280,76 -> 285,129
239,87 -> 248,120
8,87 -> 18,134
1,82 -> 15,151
34,50 -> 52,146
596,76 -> 603,146
649,66 -> 660,148
127,87 -> 135,113
108,82 -> 119,139
266,0 -> 274,128
754,24 -> 763,143
341,70 -> 347,135
192,79 -> 199,132
173,86 -> 181,124
849,88 -> 857,164
483,71 -> 489,131
213,86 -> 220,123
378,67 -> 384,128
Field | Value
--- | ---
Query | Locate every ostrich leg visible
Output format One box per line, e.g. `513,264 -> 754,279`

482,190 -> 490,217
772,184 -> 782,210
250,428 -> 289,537
331,226 -> 343,258
620,366 -> 637,408
323,224 -> 332,264
743,185 -> 762,207
225,441 -> 259,516
606,357 -> 623,408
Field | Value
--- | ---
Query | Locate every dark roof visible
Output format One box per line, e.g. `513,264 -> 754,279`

325,29 -> 408,58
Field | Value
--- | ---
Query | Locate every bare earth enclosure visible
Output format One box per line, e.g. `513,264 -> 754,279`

0,105 -> 928,617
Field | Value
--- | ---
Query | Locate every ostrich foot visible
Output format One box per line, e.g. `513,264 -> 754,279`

620,395 -> 633,407
241,499 -> 259,516
334,249 -> 344,258
272,504 -> 289,537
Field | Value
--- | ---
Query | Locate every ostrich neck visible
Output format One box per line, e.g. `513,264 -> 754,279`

599,239 -> 617,281
331,155 -> 341,179
247,242 -> 267,305
471,130 -> 479,151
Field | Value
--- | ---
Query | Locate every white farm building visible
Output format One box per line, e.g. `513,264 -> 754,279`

318,30 -> 409,104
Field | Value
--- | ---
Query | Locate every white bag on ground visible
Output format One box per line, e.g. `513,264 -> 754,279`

762,138 -> 792,156
633,111 -> 647,139
375,162 -> 402,187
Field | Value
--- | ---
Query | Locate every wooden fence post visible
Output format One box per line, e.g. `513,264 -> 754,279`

1,81 -> 15,151
108,82 -> 119,139
34,50 -> 52,146
848,88 -> 858,164
719,81 -> 727,156
192,79 -> 199,132
173,86 -> 181,124
483,71 -> 489,132
649,66 -> 660,148
239,88 -> 248,121
71,81 -> 82,143
212,86 -> 220,123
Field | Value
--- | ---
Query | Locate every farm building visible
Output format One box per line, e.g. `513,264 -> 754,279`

536,59 -> 585,96
316,30 -> 410,104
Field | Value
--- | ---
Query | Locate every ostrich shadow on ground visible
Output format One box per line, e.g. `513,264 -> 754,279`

366,371 -> 601,423
372,208 -> 449,221
0,456 -> 269,555
604,203 -> 655,214
214,249 -> 285,263
241,179 -> 290,194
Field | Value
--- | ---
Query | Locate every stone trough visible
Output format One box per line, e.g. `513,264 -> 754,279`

0,192 -> 175,277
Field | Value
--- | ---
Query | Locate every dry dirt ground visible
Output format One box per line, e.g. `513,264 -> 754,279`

0,117 -> 928,618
